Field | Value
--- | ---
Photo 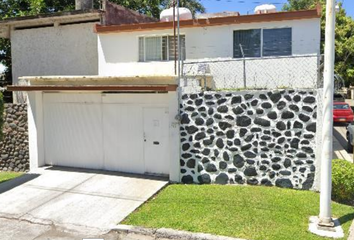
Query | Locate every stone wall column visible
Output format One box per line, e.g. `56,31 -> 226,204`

0,104 -> 29,172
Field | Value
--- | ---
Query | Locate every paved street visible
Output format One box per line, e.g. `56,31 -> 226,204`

0,217 -> 120,240
332,99 -> 354,162
333,124 -> 352,161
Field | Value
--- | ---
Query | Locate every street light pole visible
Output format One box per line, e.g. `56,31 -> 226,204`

319,0 -> 336,227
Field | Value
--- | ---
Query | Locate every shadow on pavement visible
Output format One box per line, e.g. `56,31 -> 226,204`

0,174 -> 40,194
44,166 -> 169,181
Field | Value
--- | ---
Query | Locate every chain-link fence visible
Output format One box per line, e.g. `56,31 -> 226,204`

182,54 -> 322,90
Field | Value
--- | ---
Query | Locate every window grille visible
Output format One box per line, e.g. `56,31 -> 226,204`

138,35 -> 186,61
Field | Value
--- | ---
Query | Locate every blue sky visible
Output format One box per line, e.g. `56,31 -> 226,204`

200,0 -> 354,18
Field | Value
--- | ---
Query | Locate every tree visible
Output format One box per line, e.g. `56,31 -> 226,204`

283,0 -> 354,86
0,39 -> 11,102
283,0 -> 320,11
96,0 -> 205,19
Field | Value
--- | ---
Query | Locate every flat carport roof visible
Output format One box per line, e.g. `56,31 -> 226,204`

7,75 -> 178,92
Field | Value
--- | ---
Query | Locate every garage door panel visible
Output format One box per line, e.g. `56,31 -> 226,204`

44,93 -> 102,103
102,93 -> 168,104
103,104 -> 144,174
44,102 -> 103,169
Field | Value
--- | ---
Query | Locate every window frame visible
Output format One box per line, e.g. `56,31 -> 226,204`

233,27 -> 292,59
138,35 -> 186,62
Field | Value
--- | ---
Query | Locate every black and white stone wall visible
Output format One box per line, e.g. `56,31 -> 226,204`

179,90 -> 317,190
0,104 -> 29,172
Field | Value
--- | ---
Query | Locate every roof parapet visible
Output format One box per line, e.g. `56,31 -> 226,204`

95,8 -> 321,34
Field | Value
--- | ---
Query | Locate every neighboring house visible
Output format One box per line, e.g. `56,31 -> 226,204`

1,1 -> 321,184
0,10 -> 101,103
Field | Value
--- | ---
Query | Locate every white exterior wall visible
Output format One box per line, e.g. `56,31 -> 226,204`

98,18 -> 321,77
11,22 -> 99,101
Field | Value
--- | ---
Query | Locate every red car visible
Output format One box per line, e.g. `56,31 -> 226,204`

333,102 -> 353,123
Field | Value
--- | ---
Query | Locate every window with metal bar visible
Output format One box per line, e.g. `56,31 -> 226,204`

233,28 -> 292,58
233,29 -> 261,58
138,35 -> 186,62
168,35 -> 186,61
263,28 -> 292,57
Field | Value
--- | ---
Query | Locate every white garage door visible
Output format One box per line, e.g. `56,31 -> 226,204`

43,93 -> 170,175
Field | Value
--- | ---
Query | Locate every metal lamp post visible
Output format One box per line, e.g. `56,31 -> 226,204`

319,0 -> 336,227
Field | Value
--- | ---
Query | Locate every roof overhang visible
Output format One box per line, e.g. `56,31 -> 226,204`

7,85 -> 177,92
95,7 -> 321,34
7,75 -> 178,92
0,10 -> 102,38
17,75 -> 177,82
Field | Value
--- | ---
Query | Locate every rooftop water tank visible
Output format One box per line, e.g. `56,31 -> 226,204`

254,4 -> 277,14
160,7 -> 193,22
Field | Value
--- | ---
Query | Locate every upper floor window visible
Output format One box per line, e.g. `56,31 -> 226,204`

233,29 -> 261,58
139,35 -> 186,62
233,28 -> 292,58
263,28 -> 292,56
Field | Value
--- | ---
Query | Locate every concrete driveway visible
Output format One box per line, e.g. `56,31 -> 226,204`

0,167 -> 168,239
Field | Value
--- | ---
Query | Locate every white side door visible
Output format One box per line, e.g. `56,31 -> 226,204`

143,107 -> 169,175
103,104 -> 144,174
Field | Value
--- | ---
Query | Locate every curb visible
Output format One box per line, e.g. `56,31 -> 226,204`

112,224 -> 248,240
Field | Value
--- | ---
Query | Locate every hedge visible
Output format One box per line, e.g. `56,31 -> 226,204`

332,159 -> 354,205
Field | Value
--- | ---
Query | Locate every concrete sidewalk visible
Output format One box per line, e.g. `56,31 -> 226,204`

0,167 -> 168,239
333,135 -> 352,162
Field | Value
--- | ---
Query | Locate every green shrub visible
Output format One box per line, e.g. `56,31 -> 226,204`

332,159 -> 354,205
0,92 -> 3,141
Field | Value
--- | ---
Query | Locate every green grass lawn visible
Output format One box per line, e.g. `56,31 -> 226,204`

0,172 -> 23,184
123,185 -> 354,240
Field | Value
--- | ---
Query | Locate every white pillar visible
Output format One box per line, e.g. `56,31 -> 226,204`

27,91 -> 45,171
168,91 -> 180,182
319,0 -> 336,226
